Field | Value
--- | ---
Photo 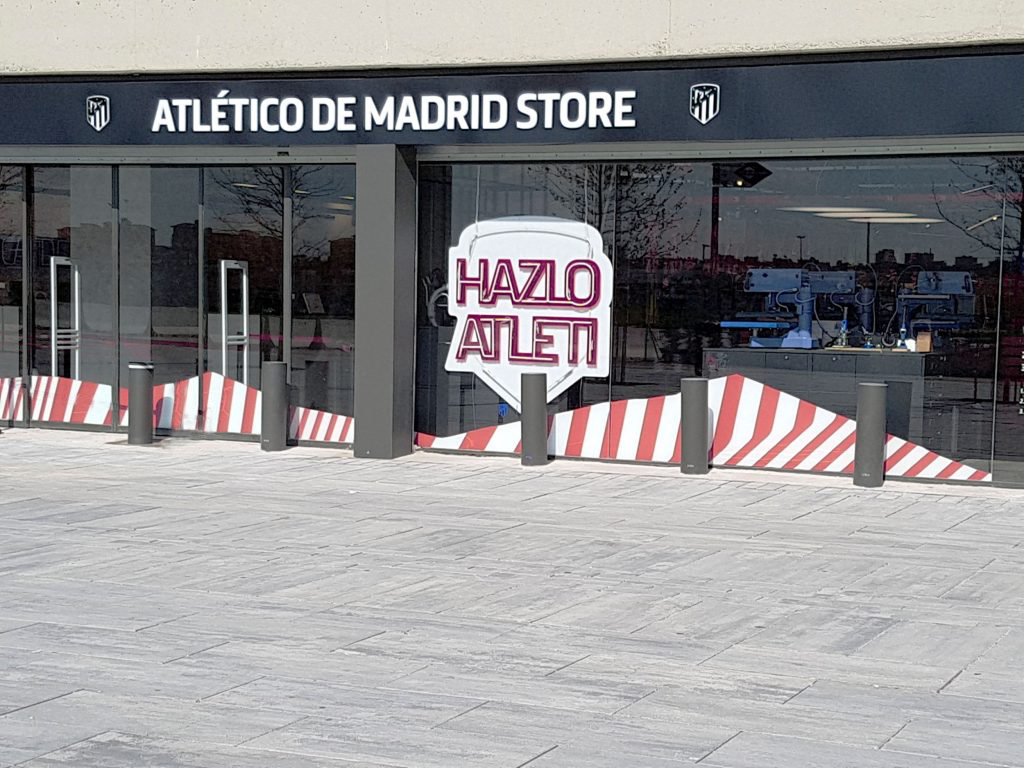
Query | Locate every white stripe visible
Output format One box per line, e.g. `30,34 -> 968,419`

226,381 -> 247,433
204,374 -> 224,432
764,407 -> 836,469
822,444 -> 856,474
84,384 -> 112,424
41,377 -> 58,421
156,383 -> 174,430
714,379 -> 764,464
916,456 -> 952,479
550,410 -> 573,455
580,401 -> 610,459
738,392 -> 800,467
794,419 -> 856,471
889,444 -> 929,476
288,407 -> 302,439
251,391 -> 261,434
62,379 -> 83,423
488,421 -> 522,453
652,393 -> 681,463
430,433 -> 468,450
609,399 -> 644,460
884,436 -> 907,459
0,378 -> 9,417
950,464 -> 977,481
180,376 -> 200,430
30,377 -> 43,421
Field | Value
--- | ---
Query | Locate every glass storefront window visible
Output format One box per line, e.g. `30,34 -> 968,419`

203,167 -> 284,390
0,166 -> 22,423
119,167 -> 201,388
416,156 -> 1024,480
31,166 -> 114,423
289,165 -> 356,417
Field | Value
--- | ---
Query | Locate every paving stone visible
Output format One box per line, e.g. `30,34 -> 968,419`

0,427 -> 1022,765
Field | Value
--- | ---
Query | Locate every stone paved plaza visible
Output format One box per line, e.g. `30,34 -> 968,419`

0,428 -> 1023,767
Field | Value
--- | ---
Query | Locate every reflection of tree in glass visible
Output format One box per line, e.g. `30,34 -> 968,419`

531,163 -> 708,374
935,158 -> 1024,272
209,166 -> 336,260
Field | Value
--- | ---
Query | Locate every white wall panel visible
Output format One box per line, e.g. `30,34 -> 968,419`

1,0 -> 1022,75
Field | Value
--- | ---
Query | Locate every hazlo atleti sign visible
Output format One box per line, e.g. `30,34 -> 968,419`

445,218 -> 612,412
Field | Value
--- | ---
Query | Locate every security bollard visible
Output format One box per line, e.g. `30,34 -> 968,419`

680,377 -> 710,474
127,362 -> 154,445
854,382 -> 888,488
520,372 -> 550,466
261,361 -> 288,452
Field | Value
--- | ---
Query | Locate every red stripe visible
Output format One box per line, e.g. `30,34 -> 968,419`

460,425 -> 498,451
322,413 -> 339,442
937,461 -> 965,480
883,441 -> 918,472
241,385 -> 262,434
670,422 -> 682,463
782,414 -> 848,470
968,469 -> 989,482
811,431 -> 856,472
69,380 -> 98,423
635,396 -> 665,462
415,433 -> 435,448
340,417 -> 353,442
117,386 -> 128,426
171,378 -> 190,429
513,440 -> 522,454
48,377 -> 73,423
35,376 -> 53,420
754,400 -> 817,467
901,450 -> 940,478
13,381 -> 23,421
216,378 -> 235,432
601,400 -> 629,459
295,407 -> 311,440
563,406 -> 591,457
711,375 -> 746,460
726,385 -> 781,466
307,411 -> 325,441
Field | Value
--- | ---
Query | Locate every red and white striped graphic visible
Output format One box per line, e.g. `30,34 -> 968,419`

27,375 -> 118,426
140,372 -> 354,444
0,377 -> 24,421
9,373 -> 352,444
415,374 -> 991,482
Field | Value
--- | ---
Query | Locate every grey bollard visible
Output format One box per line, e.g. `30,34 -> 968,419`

680,377 -> 710,474
854,382 -> 888,488
520,372 -> 550,466
261,361 -> 289,452
127,362 -> 154,445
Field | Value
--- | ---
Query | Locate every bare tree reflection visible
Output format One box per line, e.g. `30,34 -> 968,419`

934,158 -> 1024,272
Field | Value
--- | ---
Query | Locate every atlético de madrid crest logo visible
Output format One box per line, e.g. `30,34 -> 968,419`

689,83 -> 720,125
86,95 -> 110,132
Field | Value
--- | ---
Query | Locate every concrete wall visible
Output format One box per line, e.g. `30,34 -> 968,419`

2,0 -> 1023,75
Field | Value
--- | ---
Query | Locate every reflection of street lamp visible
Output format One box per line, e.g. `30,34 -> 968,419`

960,183 -> 1007,474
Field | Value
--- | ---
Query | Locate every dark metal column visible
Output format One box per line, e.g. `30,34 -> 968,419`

520,373 -> 549,466
681,377 -> 710,474
854,382 -> 888,488
261,360 -> 288,451
353,145 -> 417,459
127,362 -> 154,445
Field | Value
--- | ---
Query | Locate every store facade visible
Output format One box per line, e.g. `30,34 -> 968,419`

1,49 -> 1023,483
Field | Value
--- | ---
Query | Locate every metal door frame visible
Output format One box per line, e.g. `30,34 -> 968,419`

49,254 -> 81,380
219,258 -> 250,385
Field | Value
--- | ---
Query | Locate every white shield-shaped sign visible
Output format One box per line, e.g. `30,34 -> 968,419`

445,217 -> 612,413
689,83 -> 720,125
85,95 -> 110,132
